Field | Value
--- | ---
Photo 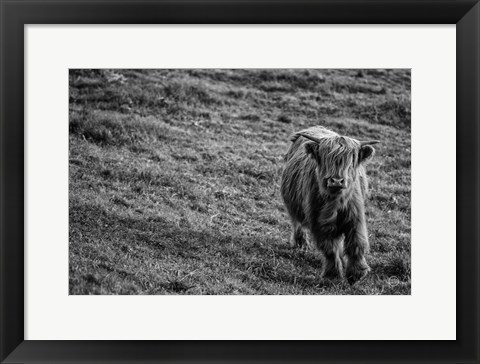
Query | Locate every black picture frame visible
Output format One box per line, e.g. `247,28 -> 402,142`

1,1 -> 479,363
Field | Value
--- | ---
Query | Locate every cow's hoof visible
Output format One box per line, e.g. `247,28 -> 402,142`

322,270 -> 340,280
346,263 -> 370,285
289,237 -> 306,249
322,260 -> 344,280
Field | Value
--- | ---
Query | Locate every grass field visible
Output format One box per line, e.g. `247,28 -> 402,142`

69,69 -> 411,295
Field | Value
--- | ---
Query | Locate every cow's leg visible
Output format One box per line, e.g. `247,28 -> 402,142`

313,234 -> 344,279
344,218 -> 370,285
289,222 -> 306,248
322,238 -> 344,279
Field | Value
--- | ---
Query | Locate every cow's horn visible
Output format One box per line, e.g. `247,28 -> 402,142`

299,133 -> 322,144
360,140 -> 380,146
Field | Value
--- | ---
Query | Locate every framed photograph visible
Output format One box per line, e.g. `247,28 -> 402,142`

1,0 -> 478,363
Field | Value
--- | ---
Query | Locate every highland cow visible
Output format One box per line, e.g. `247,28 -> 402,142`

280,126 -> 378,284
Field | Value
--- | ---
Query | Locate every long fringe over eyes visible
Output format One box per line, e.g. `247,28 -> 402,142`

313,136 -> 360,178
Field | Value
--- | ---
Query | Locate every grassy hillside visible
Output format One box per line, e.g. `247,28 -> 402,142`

69,69 -> 411,295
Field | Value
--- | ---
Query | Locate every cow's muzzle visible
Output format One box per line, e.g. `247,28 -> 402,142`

326,177 -> 346,194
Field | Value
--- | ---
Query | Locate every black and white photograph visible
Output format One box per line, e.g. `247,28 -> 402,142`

69,69 -> 411,295
3,0 -> 479,360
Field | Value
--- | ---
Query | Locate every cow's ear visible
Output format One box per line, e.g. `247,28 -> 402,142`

305,142 -> 319,157
359,145 -> 375,163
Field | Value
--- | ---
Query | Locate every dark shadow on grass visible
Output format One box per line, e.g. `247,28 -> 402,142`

69,201 -> 332,294
70,201 -> 411,295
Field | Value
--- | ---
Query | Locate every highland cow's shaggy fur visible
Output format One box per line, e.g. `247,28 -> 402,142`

280,126 -> 378,284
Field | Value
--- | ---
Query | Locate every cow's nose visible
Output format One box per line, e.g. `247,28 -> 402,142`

327,177 -> 345,188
